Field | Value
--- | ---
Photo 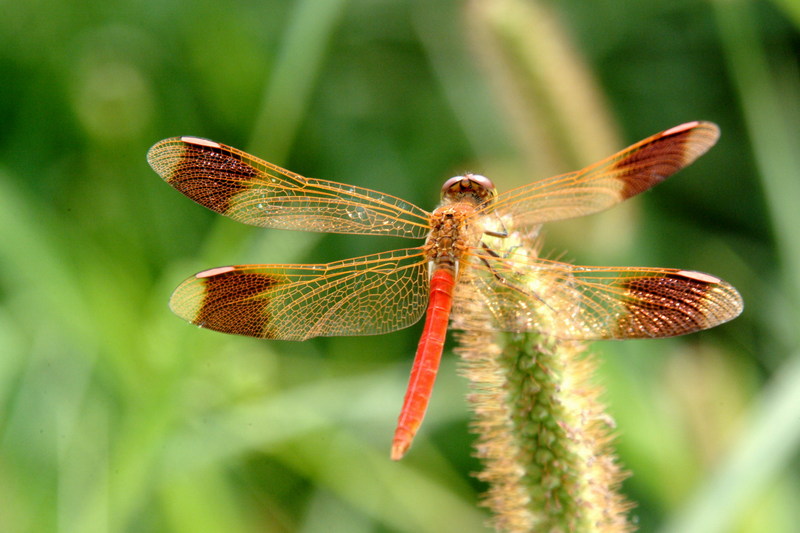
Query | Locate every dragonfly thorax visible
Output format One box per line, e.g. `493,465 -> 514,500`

441,174 -> 497,206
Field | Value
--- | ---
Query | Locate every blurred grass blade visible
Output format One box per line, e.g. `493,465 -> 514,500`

0,171 -> 91,343
712,0 -> 800,298
660,352 -> 800,533
248,0 -> 349,163
413,2 -> 513,162
198,0 -> 346,267
461,0 -> 637,260
160,369 -> 486,533
661,2 -> 800,531
770,0 -> 800,29
465,0 -> 621,176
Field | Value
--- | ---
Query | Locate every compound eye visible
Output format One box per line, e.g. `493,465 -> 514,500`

468,174 -> 494,190
441,174 -> 496,194
441,175 -> 465,194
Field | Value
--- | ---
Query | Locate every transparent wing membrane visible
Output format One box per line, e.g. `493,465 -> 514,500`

148,137 -> 431,239
170,248 -> 430,340
461,248 -> 743,340
484,121 -> 720,230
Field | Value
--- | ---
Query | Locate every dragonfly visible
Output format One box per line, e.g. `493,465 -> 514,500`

148,121 -> 743,460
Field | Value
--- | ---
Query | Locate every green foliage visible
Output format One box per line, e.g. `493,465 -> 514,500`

0,0 -> 795,531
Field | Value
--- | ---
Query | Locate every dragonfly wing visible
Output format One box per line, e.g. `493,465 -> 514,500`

148,137 -> 431,239
170,248 -> 430,340
465,251 -> 743,340
483,121 -> 720,229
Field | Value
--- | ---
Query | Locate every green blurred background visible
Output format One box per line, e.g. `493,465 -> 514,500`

1,0 -> 798,531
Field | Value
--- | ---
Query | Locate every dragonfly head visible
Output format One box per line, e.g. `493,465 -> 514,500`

440,174 -> 497,206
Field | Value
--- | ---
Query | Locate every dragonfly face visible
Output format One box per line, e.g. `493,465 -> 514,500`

148,121 -> 743,459
440,173 -> 497,206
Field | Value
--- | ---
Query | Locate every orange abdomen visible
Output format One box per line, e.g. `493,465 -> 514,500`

391,268 -> 456,460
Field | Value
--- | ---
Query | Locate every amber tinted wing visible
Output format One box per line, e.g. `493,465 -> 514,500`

170,248 -> 430,340
147,137 -> 431,239
464,250 -> 743,340
482,121 -> 720,229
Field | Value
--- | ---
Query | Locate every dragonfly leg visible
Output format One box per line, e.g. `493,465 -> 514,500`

477,242 -> 555,314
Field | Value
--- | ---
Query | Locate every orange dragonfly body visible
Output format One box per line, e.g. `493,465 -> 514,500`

148,121 -> 743,460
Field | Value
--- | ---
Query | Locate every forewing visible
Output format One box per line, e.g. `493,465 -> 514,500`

148,137 -> 431,239
170,248 -> 430,340
483,121 -> 720,229
464,251 -> 743,340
